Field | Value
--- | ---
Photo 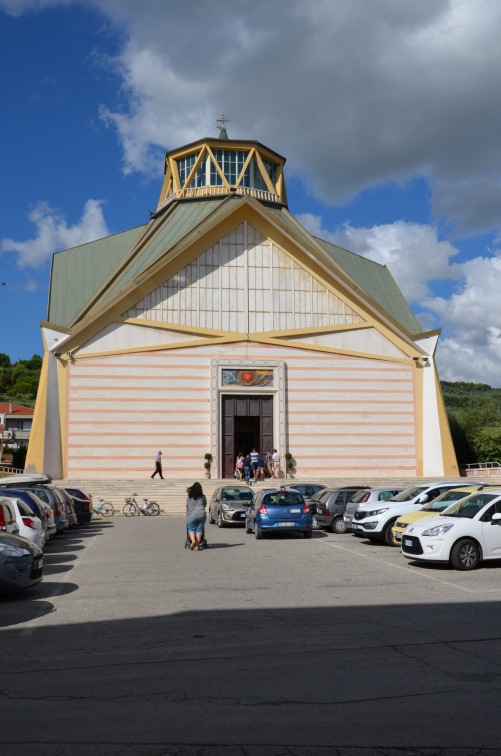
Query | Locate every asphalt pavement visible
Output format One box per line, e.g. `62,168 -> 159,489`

2,515 -> 501,756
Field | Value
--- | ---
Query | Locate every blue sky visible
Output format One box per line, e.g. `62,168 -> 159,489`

1,0 -> 501,385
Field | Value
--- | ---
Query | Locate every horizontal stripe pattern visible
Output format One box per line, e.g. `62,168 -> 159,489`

66,342 -> 416,477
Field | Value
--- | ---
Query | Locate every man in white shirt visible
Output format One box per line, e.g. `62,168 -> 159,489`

272,449 -> 280,478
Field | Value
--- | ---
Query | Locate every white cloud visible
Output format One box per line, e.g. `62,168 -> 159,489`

84,0 -> 501,237
4,1 -> 501,234
297,214 -> 460,302
1,199 -> 110,268
296,213 -> 501,385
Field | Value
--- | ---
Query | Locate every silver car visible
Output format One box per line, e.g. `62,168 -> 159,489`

343,488 -> 406,532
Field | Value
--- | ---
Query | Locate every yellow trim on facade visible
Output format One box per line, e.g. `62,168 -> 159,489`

264,323 -> 371,338
182,146 -> 208,190
205,144 -> 231,188
58,356 -> 69,479
120,317 -> 230,338
25,349 -> 49,473
434,368 -> 459,475
248,334 -> 410,363
74,334 -> 245,360
253,150 -> 276,194
413,361 -> 424,476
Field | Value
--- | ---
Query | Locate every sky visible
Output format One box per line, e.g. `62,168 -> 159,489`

1,0 -> 501,385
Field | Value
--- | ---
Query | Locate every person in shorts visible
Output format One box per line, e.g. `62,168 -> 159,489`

186,481 -> 207,551
250,448 -> 259,479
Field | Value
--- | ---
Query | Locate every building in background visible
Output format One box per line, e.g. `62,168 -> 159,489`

0,401 -> 33,467
27,127 -> 457,479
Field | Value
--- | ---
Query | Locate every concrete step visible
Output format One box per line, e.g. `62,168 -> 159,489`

51,475 -> 501,516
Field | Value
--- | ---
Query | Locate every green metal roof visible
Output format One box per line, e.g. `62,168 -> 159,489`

47,195 -> 421,339
102,199 -> 229,304
48,225 -> 146,327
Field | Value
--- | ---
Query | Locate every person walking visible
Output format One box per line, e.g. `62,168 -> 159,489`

186,482 -> 207,551
272,449 -> 280,478
151,450 -> 164,479
236,452 -> 245,480
243,453 -> 252,484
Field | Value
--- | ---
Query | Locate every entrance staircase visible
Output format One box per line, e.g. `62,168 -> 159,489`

50,475 -> 498,516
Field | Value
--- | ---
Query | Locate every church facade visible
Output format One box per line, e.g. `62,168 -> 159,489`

27,131 -> 457,479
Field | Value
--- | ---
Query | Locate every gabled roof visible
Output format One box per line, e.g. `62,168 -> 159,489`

46,194 -> 421,340
48,224 -> 146,327
0,403 -> 34,417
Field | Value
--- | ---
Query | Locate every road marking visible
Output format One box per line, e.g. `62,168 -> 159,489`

316,538 -> 501,594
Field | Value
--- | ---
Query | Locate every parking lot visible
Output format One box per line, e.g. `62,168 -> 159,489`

3,515 -> 501,755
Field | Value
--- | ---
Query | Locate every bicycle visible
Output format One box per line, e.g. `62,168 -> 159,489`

123,493 -> 161,517
92,499 -> 115,517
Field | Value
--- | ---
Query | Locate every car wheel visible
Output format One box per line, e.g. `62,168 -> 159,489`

303,530 -> 312,539
332,517 -> 347,534
384,521 -> 398,546
450,539 -> 481,571
245,520 -> 252,534
208,509 -> 215,524
217,511 -> 225,528
255,523 -> 263,539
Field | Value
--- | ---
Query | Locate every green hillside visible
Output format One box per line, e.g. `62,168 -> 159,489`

441,381 -> 501,465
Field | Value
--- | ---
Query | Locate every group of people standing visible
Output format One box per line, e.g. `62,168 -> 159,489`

235,448 -> 280,483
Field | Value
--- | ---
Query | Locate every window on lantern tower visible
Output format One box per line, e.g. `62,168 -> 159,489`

253,157 -> 277,191
210,149 -> 249,186
177,153 -> 206,188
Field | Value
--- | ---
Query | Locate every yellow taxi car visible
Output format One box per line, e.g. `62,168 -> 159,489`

391,485 -> 492,546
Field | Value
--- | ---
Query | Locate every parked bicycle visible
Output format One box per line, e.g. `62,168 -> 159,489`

93,499 -> 114,517
123,493 -> 161,517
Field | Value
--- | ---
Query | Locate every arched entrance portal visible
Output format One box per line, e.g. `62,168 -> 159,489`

221,395 -> 273,478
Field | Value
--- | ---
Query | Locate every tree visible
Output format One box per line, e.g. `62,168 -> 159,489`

472,427 -> 501,462
0,353 -> 11,368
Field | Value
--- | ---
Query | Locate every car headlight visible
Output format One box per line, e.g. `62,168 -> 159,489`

421,524 -> 454,537
221,503 -> 233,511
0,544 -> 31,557
366,507 -> 389,517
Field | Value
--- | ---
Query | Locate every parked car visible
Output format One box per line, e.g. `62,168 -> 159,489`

348,482 -> 465,546
391,485 -> 490,546
401,489 -> 501,570
63,487 -> 94,524
208,485 -> 254,527
52,488 -> 78,527
281,483 -> 327,504
15,485 -> 69,533
0,497 -> 19,535
3,496 -> 45,549
0,532 -> 44,591
0,487 -> 56,541
312,486 -> 369,533
245,488 -> 312,539
343,488 -> 406,532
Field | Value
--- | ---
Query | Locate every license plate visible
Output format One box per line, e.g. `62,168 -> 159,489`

290,509 -> 301,513
239,513 -> 245,517
278,522 -> 292,527
395,532 -> 402,541
33,558 -> 43,570
403,539 -> 413,547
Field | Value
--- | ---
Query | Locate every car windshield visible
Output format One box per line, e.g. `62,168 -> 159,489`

440,493 -> 500,518
391,486 -> 429,502
263,492 -> 304,507
421,490 -> 472,511
350,490 -> 370,503
221,488 -> 253,501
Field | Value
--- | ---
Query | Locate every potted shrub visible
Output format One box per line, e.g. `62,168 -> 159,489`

204,452 -> 213,478
285,452 -> 294,478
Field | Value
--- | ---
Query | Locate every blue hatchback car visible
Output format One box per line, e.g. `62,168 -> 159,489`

245,488 -> 313,539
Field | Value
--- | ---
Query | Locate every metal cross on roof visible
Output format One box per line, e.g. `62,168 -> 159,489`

216,114 -> 230,130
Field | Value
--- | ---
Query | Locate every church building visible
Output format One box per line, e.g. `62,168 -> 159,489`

27,126 -> 457,480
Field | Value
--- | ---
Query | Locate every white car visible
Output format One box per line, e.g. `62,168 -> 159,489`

401,489 -> 501,570
6,496 -> 45,549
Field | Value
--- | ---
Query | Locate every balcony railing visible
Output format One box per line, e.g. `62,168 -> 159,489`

157,185 -> 280,211
460,462 -> 501,477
